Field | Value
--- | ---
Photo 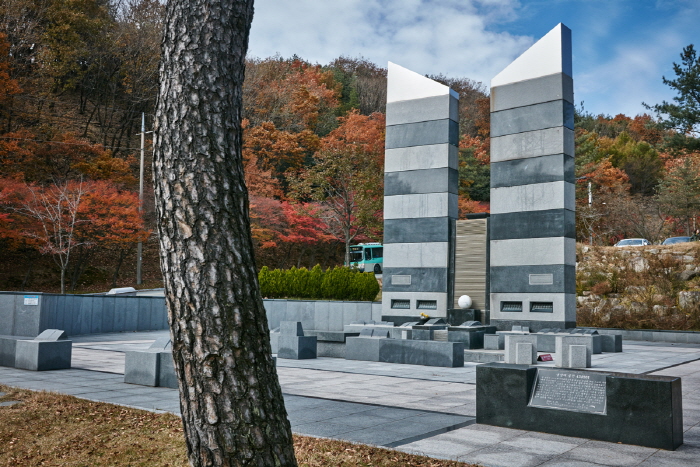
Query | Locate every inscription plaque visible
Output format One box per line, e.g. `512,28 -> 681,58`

529,368 -> 607,414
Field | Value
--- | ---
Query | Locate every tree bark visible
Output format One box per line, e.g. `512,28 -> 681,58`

153,0 -> 297,466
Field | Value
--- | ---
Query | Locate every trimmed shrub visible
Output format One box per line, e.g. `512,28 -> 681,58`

258,264 -> 379,301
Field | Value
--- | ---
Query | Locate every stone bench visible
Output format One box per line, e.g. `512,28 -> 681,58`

124,337 -> 177,388
0,329 -> 72,371
345,336 -> 464,367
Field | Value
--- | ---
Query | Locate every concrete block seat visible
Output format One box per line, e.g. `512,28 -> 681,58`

0,329 -> 72,371
345,335 -> 464,367
124,337 -> 177,388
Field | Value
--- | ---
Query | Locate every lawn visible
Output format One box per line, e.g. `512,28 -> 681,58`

0,385 -> 477,467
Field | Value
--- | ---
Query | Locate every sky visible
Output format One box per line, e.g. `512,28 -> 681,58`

247,0 -> 700,118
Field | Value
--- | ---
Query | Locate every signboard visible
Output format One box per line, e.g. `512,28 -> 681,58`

23,295 -> 39,306
529,368 -> 607,414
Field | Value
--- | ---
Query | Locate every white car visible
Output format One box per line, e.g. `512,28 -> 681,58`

614,238 -> 651,247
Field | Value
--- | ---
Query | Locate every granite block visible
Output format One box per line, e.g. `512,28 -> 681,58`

490,209 -> 575,240
491,237 -> 576,267
490,265 -> 576,294
491,181 -> 575,214
385,119 -> 459,149
554,335 -> 592,368
504,334 -> 537,364
277,335 -> 317,359
515,342 -> 535,365
595,333 -> 621,353
568,344 -> 589,368
384,192 -> 458,219
447,329 -> 485,349
476,363 -> 683,450
491,154 -> 574,188
484,334 -> 505,350
124,350 -> 159,386
15,339 -> 72,371
384,144 -> 458,173
157,352 -> 178,389
384,167 -> 458,196
491,73 -> 574,112
491,101 -> 574,138
383,242 -> 450,268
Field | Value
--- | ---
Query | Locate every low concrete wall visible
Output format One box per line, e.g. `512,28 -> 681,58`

582,327 -> 700,345
0,292 -> 382,337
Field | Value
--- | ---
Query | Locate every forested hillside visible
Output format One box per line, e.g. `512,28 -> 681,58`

0,0 -> 698,293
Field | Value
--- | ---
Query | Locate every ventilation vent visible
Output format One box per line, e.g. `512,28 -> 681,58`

501,301 -> 523,312
391,299 -> 410,309
417,300 -> 437,310
530,302 -> 554,313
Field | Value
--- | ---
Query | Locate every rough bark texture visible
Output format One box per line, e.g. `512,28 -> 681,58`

153,0 -> 297,465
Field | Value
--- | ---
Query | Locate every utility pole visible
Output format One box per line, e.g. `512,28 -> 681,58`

137,113 -> 153,285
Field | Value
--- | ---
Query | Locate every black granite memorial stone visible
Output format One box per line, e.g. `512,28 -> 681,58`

476,363 -> 683,450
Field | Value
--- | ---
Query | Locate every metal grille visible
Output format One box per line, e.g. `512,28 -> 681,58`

391,299 -> 410,309
530,302 -> 554,313
501,301 -> 523,312
417,300 -> 437,310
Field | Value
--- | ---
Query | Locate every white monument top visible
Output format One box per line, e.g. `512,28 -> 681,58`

387,62 -> 458,103
491,23 -> 572,88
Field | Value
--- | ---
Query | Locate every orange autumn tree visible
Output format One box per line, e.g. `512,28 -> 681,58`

288,110 -> 385,265
4,179 -> 148,292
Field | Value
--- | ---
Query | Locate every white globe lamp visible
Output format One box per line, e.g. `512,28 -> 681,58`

458,295 -> 472,309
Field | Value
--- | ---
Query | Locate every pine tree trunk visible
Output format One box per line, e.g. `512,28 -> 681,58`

153,0 -> 297,465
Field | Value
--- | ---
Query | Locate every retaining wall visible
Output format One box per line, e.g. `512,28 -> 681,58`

0,292 -> 381,337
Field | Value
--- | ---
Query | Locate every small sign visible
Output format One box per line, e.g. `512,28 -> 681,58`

529,368 -> 607,414
538,354 -> 553,361
23,295 -> 39,306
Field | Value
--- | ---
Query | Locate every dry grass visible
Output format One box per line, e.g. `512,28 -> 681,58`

0,386 -> 477,467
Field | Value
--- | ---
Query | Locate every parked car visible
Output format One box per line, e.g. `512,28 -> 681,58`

614,238 -> 651,247
661,236 -> 691,245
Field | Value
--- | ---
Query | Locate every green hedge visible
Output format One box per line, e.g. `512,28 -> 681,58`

259,265 -> 379,301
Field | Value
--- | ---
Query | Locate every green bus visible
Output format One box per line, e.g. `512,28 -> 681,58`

349,243 -> 383,274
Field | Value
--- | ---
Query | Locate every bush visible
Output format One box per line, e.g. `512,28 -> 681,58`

258,265 -> 379,301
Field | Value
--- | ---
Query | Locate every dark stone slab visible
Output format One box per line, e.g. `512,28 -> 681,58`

381,267 -> 449,293
490,209 -> 575,240
491,101 -> 575,137
491,154 -> 574,188
476,363 -> 683,450
278,334 -> 317,359
157,352 -> 178,389
490,265 -> 576,294
385,119 -> 459,149
384,168 -> 458,196
447,308 -> 477,325
384,217 -> 453,244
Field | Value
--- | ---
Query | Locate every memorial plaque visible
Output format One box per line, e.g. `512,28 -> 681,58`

529,368 -> 607,414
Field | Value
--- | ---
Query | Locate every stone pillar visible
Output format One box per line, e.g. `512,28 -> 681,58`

381,62 -> 459,321
489,24 -> 576,331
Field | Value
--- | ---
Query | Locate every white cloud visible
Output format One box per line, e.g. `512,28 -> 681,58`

248,0 -> 532,87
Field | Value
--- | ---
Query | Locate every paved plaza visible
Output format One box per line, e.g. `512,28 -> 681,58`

1,331 -> 700,466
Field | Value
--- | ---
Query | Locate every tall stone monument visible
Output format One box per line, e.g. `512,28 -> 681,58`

381,62 -> 459,322
489,24 -> 576,331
